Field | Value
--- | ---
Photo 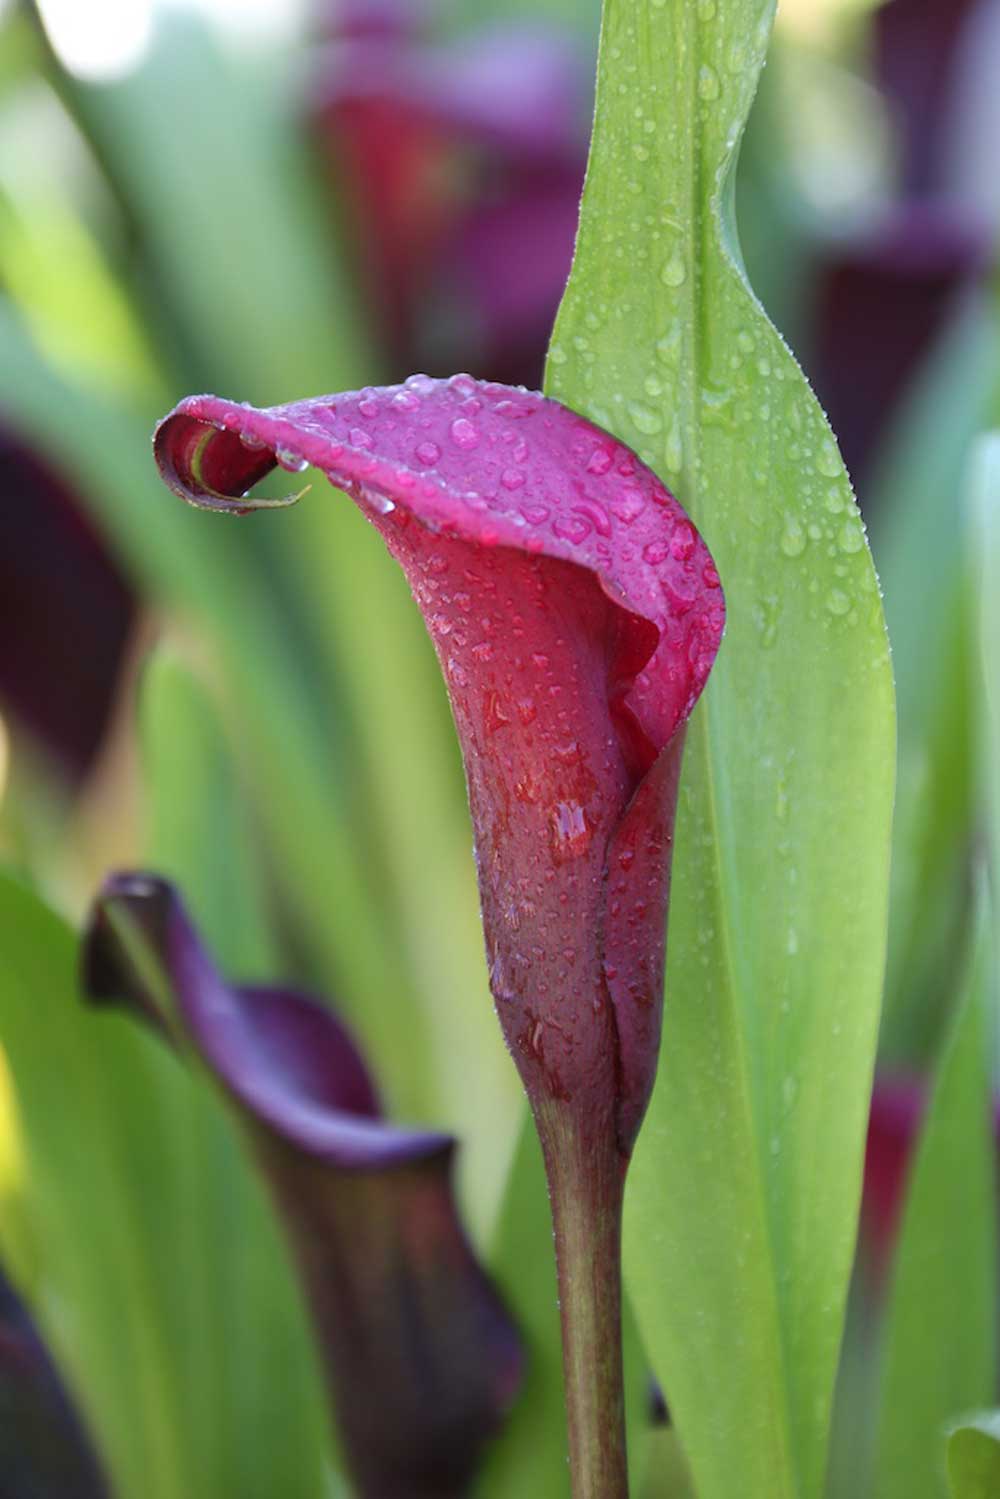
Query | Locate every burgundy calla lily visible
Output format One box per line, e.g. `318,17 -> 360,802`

153,373 -> 723,1493
153,376 -> 724,1155
83,874 -> 522,1499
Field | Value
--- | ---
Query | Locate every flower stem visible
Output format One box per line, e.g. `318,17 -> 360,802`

539,1110 -> 630,1499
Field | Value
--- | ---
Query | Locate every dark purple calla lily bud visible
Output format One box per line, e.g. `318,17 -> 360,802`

82,874 -> 522,1499
0,425 -> 133,780
0,1267 -> 108,1497
810,205 -> 990,486
153,376 -> 725,1161
311,23 -> 586,384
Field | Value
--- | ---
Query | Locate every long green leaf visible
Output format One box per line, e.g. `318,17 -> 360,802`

546,4 -> 895,1496
871,304 -> 999,1060
871,918 -> 996,1499
948,1414 -> 1000,1499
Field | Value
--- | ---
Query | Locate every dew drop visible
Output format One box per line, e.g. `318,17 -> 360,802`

838,519 -> 864,554
500,467 -> 526,491
551,801 -> 591,861
586,447 -> 613,475
627,401 -> 663,436
415,441 -> 441,466
450,416 -> 480,450
349,427 -> 373,450
671,521 -> 696,560
553,513 -> 592,544
816,440 -> 841,478
664,416 -> 684,474
826,588 -> 851,616
643,540 -> 671,565
780,516 -> 807,558
275,446 -> 308,473
661,251 -> 687,287
610,489 -> 645,524
698,64 -> 720,101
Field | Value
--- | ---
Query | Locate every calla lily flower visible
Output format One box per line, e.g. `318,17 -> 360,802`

83,874 -> 523,1499
153,375 -> 724,1158
153,373 -> 723,1493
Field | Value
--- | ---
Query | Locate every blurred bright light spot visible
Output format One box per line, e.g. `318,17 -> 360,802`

778,0 -> 884,43
162,0 -> 305,43
35,0 -> 301,81
34,0 -> 154,81
0,1044 -> 23,1202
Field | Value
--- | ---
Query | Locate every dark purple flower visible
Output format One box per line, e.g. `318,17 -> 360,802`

0,425 -> 133,780
0,1266 -> 108,1497
83,874 -> 522,1499
809,205 -> 989,485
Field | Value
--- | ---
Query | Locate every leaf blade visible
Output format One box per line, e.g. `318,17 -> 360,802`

546,3 -> 895,1495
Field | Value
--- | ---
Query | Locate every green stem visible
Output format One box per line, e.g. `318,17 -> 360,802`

539,1111 -> 630,1499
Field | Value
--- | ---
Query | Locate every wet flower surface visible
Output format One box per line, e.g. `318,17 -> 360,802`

155,375 -> 724,1156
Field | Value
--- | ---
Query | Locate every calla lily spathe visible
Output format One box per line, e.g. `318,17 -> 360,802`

154,374 -> 724,1157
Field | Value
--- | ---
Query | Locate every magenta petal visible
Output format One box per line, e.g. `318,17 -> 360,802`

83,874 -> 522,1498
154,376 -> 724,1153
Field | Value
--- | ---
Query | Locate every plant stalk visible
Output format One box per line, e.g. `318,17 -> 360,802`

539,1110 -> 630,1499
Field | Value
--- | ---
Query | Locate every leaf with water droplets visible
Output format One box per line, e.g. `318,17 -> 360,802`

545,2 -> 895,1497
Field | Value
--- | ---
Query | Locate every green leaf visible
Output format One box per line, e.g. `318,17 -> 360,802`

948,1414 -> 1000,1499
973,432 -> 1000,985
546,4 -> 895,1497
0,874 -> 330,1499
871,919 -> 997,1499
139,647 -> 276,979
870,304 -> 999,1060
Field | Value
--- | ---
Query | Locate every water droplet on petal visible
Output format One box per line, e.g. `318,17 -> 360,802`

450,416 -> 480,450
276,446 -> 308,473
415,441 -> 441,466
551,801 -> 591,861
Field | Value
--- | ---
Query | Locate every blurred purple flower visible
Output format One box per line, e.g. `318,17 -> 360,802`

311,12 -> 587,386
873,0 -> 982,194
0,1267 -> 108,1497
809,204 -> 990,485
83,874 -> 523,1499
0,425 -> 133,780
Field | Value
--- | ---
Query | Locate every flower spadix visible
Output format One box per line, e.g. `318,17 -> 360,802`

155,374 -> 724,1157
